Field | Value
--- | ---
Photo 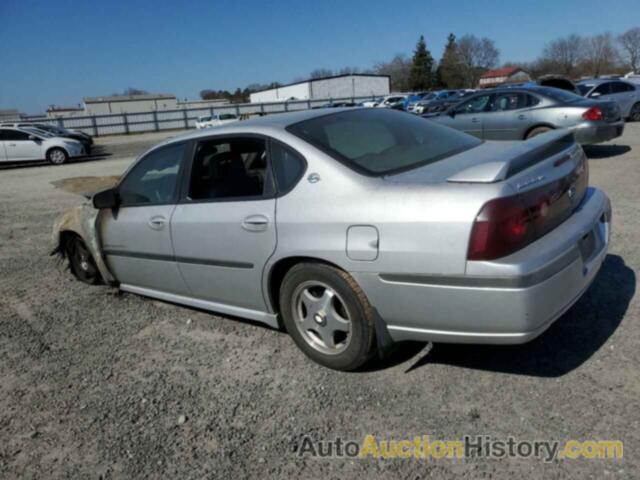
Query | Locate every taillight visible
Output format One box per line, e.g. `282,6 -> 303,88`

468,156 -> 588,261
467,196 -> 534,261
582,106 -> 603,121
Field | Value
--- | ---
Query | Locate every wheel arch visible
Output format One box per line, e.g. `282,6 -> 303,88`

265,255 -> 347,314
46,145 -> 69,159
523,123 -> 555,140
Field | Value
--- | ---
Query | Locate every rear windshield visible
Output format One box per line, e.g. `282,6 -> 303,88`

287,109 -> 481,176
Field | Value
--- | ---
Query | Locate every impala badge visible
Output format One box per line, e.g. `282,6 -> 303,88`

308,173 -> 321,184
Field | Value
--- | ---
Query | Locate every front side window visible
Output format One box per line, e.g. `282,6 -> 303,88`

0,129 -> 30,141
287,109 -> 481,176
189,137 -> 270,200
118,142 -> 185,206
492,93 -> 527,111
611,82 -> 634,93
455,94 -> 492,114
592,83 -> 611,96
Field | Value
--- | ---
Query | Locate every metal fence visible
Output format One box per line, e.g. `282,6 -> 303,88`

23,96 -> 378,137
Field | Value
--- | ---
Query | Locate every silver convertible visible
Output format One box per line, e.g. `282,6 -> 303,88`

52,109 -> 611,370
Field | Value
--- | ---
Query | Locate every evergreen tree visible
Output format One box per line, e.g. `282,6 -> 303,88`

409,35 -> 435,90
437,33 -> 466,88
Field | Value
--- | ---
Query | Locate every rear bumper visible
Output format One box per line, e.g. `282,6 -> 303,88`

352,187 -> 611,344
571,121 -> 624,145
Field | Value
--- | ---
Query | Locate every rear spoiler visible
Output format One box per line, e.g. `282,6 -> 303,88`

447,130 -> 575,183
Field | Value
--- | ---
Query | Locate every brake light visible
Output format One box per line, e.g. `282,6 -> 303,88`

582,106 -> 603,121
468,156 -> 588,261
467,196 -> 534,261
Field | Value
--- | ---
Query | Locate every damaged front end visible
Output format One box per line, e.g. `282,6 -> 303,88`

51,177 -> 119,285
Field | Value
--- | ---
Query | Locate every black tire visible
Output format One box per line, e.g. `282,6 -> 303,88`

47,147 -> 68,165
525,126 -> 552,140
279,263 -> 376,371
629,103 -> 640,122
66,237 -> 101,285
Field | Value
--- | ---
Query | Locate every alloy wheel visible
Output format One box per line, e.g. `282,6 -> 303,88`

291,281 -> 352,355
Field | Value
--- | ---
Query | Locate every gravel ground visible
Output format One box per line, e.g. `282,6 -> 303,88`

0,126 -> 638,479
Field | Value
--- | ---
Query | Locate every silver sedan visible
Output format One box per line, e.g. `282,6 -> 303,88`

429,86 -> 625,145
52,108 -> 611,370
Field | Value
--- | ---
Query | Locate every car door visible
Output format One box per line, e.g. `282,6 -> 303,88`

482,92 -> 534,140
170,135 -> 277,312
2,129 -> 43,160
434,93 -> 493,138
0,130 -> 8,162
610,81 -> 636,117
98,141 -> 191,294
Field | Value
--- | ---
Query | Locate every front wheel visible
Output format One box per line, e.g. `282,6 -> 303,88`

47,147 -> 68,165
279,263 -> 376,371
66,236 -> 101,284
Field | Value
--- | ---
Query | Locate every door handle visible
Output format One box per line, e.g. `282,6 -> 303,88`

242,214 -> 269,232
518,114 -> 527,120
471,118 -> 479,123
8,143 -> 16,147
148,215 -> 167,230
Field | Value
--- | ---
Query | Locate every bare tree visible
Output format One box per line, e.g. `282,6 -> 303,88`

618,27 -> 640,72
457,35 -> 500,87
583,33 -> 619,77
309,68 -> 334,79
540,34 -> 586,76
337,66 -> 361,75
373,54 -> 412,91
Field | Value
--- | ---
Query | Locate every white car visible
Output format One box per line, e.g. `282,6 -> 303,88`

195,113 -> 239,129
361,97 -> 383,107
374,95 -> 407,108
0,127 -> 85,165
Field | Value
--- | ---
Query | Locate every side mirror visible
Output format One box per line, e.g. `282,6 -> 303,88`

93,188 -> 119,209
590,92 -> 601,98
448,108 -> 456,118
28,135 -> 40,141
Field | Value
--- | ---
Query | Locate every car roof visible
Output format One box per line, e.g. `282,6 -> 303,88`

166,107 -> 360,144
577,78 -> 630,85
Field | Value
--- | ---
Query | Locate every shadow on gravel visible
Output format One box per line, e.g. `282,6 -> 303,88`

400,254 -> 634,377
583,144 -> 631,159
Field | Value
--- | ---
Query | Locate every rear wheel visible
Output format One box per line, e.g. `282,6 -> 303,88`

525,126 -> 552,140
47,147 -> 68,165
66,236 -> 101,284
279,263 -> 376,371
629,103 -> 640,122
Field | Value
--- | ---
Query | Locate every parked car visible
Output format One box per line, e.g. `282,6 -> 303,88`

1,122 -> 93,154
361,97 -> 382,107
429,86 -> 624,144
419,90 -> 476,114
52,108 -> 611,371
402,92 -> 428,110
374,95 -> 407,108
576,79 -> 640,121
195,113 -> 239,129
412,90 -> 461,114
0,127 -> 85,164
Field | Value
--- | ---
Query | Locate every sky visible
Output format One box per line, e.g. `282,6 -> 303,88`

1,0 -> 638,113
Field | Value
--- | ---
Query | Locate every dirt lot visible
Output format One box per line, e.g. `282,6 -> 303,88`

1,126 -> 638,479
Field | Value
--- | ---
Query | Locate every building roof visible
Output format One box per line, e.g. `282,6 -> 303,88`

480,67 -> 522,79
84,93 -> 176,103
250,73 -> 390,94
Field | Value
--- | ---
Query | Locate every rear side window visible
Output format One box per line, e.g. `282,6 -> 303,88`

0,129 -> 30,141
287,109 -> 481,176
189,137 -> 271,200
118,143 -> 185,206
270,141 -> 306,193
593,83 -> 611,95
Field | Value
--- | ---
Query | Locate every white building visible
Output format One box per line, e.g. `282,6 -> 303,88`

249,74 -> 390,103
83,93 -> 178,115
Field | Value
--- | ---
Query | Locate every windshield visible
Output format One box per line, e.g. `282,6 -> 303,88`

23,127 -> 53,137
287,109 -> 481,176
576,84 -> 594,96
199,116 -> 211,122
